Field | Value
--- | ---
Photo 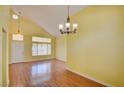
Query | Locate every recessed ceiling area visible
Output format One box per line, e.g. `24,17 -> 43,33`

11,5 -> 87,37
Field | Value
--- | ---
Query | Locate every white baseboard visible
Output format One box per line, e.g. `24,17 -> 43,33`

56,58 -> 66,62
66,67 -> 113,87
9,58 -> 56,64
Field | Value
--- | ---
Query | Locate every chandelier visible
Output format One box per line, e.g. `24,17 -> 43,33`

59,5 -> 78,34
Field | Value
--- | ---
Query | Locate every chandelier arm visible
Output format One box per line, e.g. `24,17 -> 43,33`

60,30 -> 76,33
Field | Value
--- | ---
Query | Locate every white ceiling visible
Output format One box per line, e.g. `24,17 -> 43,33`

12,5 -> 86,37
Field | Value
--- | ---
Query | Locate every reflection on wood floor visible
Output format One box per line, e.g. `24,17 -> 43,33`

9,59 -> 105,87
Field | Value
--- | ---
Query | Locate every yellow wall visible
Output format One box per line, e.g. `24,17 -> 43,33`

67,6 -> 124,86
0,5 -> 10,86
56,35 -> 67,62
9,10 -> 56,63
0,27 -> 2,86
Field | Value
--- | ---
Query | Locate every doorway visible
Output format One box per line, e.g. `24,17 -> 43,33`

11,41 -> 24,63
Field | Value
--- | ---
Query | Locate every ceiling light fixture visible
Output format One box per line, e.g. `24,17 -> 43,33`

12,12 -> 23,41
59,5 -> 78,34
12,14 -> 19,20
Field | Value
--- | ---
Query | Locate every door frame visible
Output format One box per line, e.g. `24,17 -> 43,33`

0,31 -> 2,86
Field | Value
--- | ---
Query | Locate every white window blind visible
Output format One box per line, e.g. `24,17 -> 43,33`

32,43 -> 38,56
47,44 -> 51,55
32,43 -> 51,56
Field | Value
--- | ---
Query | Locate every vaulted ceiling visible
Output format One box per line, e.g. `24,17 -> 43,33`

11,5 -> 86,37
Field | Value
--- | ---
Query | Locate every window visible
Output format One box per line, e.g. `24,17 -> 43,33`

32,36 -> 51,56
38,44 -> 47,55
12,34 -> 24,41
32,43 -> 51,56
47,44 -> 51,55
32,37 -> 51,43
32,43 -> 37,56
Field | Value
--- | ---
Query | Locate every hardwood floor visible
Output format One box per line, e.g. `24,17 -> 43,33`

9,59 -> 105,87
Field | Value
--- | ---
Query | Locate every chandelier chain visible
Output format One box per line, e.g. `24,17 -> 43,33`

67,5 -> 69,17
18,12 -> 21,33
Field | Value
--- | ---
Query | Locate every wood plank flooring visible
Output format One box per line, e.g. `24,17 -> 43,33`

9,59 -> 105,87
